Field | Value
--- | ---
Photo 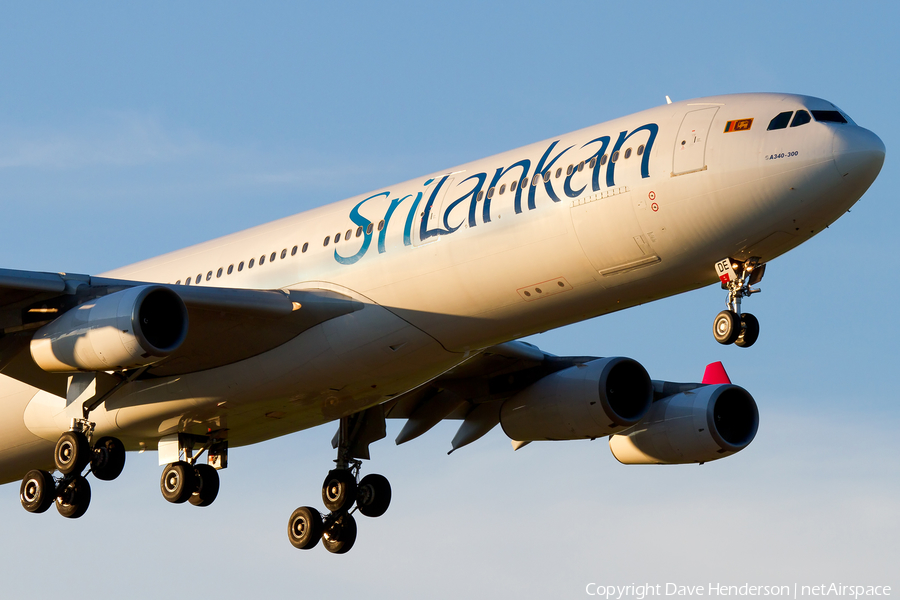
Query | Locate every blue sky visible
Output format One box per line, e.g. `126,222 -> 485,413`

0,2 -> 897,598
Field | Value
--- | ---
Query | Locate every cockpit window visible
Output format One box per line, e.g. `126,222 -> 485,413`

812,110 -> 848,124
790,110 -> 811,127
767,111 -> 792,130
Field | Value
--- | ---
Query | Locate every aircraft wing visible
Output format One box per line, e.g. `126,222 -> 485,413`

0,267 -> 363,397
383,341 -> 600,453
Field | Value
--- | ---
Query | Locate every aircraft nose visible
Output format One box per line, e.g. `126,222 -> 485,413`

833,125 -> 885,186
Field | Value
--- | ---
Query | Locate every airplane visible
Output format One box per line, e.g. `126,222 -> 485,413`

0,92 -> 884,554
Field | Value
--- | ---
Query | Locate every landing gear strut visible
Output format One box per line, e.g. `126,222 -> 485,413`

287,408 -> 391,554
713,257 -> 765,348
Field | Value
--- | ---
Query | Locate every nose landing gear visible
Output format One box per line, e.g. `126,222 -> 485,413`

713,257 -> 765,348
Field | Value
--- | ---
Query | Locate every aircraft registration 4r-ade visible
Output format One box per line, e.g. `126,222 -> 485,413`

0,93 -> 884,553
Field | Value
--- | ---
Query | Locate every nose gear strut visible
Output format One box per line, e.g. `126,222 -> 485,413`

713,257 -> 765,348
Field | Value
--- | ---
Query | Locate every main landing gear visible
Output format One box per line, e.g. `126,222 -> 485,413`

712,257 -> 765,348
20,418 -> 126,519
159,435 -> 225,508
288,410 -> 392,554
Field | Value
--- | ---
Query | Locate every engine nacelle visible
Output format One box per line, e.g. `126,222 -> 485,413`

500,357 -> 653,442
31,285 -> 188,372
609,384 -> 758,464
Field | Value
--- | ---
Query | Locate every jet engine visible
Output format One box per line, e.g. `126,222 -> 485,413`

609,384 -> 758,464
30,285 -> 188,372
500,357 -> 653,441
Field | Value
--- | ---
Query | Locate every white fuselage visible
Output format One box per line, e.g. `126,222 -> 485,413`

0,92 -> 884,483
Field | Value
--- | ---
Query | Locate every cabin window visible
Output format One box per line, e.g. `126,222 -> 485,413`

238,261 -> 244,271
624,148 -> 632,159
280,249 -> 287,259
589,157 -> 596,169
206,271 -> 212,281
366,223 -> 373,235
476,190 -> 484,201
335,232 -> 341,243
356,226 -> 363,237
555,167 -> 562,178
195,274 -> 202,284
487,187 -> 495,199
767,111 -> 793,130
566,164 -> 573,176
302,242 -> 309,253
600,154 -> 608,165
378,220 -> 385,231
175,280 -> 181,285
228,265 -> 234,274
790,110 -> 811,128
531,174 -> 540,186
216,268 -> 223,278
323,237 -> 330,247
345,229 -> 351,240
499,184 -> 506,195
271,252 -> 277,262
812,110 -> 848,124
611,151 -> 619,163
185,277 -> 191,285
291,246 -> 298,256
543,171 -> 551,183
577,161 -> 584,172
249,258 -> 255,268
637,145 -> 644,156
259,255 -> 265,265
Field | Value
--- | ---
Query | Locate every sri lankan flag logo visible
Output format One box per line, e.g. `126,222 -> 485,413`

724,118 -> 753,133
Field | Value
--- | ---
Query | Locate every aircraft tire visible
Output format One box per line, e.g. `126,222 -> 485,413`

55,430 -> 91,476
713,310 -> 742,345
357,473 -> 391,518
20,469 -> 56,514
322,512 -> 357,554
288,506 -> 323,550
735,313 -> 760,348
189,464 -> 220,507
91,437 -> 126,481
56,475 -> 91,519
322,469 -> 357,512
160,461 -> 196,504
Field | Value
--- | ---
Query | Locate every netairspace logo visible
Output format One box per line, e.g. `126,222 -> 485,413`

585,584 -> 892,600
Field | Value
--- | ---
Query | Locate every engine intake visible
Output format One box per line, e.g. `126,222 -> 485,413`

31,285 -> 188,372
609,384 -> 758,464
500,357 -> 653,442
